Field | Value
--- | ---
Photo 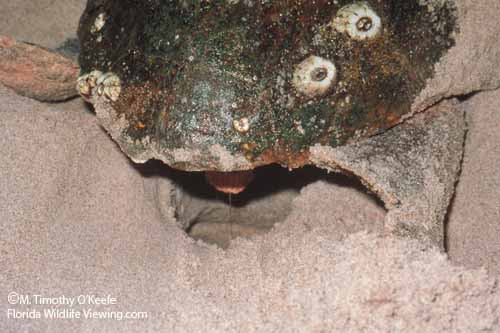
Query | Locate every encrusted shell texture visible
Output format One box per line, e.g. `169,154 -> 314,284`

78,0 -> 457,171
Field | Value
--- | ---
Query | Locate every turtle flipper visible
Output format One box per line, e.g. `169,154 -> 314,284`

0,36 -> 79,102
311,100 -> 466,248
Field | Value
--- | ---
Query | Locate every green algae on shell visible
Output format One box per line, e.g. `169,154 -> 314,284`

77,0 -> 458,171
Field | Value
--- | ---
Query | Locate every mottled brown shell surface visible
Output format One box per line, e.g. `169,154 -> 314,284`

78,0 -> 457,171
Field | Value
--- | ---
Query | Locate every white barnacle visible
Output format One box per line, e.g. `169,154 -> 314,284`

76,74 -> 91,97
96,72 -> 121,102
292,56 -> 337,98
87,70 -> 103,87
332,2 -> 382,40
233,117 -> 250,133
91,13 -> 107,34
76,70 -> 103,100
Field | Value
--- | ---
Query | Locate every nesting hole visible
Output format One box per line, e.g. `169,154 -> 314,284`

139,162 -> 385,248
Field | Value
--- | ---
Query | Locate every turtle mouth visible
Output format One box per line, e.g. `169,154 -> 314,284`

205,170 -> 255,194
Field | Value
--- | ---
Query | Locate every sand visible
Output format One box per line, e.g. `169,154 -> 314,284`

446,89 -> 500,274
1,0 -> 499,331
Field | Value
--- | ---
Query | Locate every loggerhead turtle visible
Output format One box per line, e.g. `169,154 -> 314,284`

76,0 -> 458,192
0,0 -> 469,247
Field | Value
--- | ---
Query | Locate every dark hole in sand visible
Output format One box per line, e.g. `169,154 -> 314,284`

138,162 -> 385,248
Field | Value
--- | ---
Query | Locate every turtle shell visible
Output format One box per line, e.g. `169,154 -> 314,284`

78,0 -> 457,171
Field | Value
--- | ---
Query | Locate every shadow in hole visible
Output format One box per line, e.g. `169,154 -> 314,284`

135,160 -> 385,248
135,159 -> 383,209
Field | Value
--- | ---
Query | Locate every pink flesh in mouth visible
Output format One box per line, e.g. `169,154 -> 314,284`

204,170 -> 255,194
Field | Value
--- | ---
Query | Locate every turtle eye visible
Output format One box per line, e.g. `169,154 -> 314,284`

292,56 -> 337,98
332,2 -> 382,40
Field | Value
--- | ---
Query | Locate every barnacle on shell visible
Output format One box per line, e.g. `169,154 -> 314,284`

332,2 -> 382,40
292,56 -> 337,98
233,117 -> 250,134
76,70 -> 103,100
91,13 -> 106,34
96,72 -> 121,102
